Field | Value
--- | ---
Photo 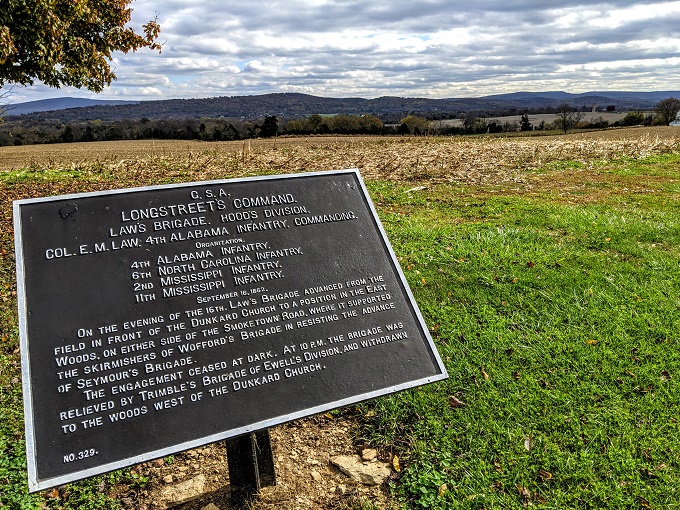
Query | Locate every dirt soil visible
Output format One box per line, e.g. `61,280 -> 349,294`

125,414 -> 398,510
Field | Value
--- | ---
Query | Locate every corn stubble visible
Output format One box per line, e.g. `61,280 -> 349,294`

1,127 -> 678,188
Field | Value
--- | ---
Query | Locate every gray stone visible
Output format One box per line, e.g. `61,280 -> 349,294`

329,455 -> 391,485
361,448 -> 378,461
158,474 -> 206,508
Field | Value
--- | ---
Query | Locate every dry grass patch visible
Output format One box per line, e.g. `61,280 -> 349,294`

1,128 -> 679,189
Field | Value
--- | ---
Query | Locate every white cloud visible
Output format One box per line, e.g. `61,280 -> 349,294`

161,57 -> 222,72
559,56 -> 680,72
244,60 -> 265,72
594,1 -> 680,27
10,0 -> 680,103
140,87 -> 163,95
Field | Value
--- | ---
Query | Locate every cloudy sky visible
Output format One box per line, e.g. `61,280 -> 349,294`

12,0 -> 680,103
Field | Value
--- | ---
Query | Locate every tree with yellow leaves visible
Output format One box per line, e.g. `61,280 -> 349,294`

0,0 -> 160,92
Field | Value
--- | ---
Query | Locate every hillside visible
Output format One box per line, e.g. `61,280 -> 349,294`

5,97 -> 138,116
7,91 -> 678,123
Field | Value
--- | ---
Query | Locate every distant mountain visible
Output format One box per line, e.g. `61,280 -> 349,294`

6,97 -> 138,115
482,91 -> 680,110
6,91 -> 678,123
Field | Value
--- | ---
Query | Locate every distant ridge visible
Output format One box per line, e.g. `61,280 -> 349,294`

7,97 -> 138,115
7,91 -> 679,122
483,91 -> 680,103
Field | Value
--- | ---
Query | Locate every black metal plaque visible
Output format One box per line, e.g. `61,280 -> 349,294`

15,169 -> 447,492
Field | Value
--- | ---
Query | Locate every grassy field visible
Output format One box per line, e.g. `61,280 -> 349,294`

1,128 -> 679,508
361,162 -> 680,508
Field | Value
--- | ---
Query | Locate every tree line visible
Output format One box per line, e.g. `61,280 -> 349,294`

2,99 -> 679,146
0,114 -> 378,146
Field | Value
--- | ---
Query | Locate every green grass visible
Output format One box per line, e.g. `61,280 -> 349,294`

0,163 -> 113,184
603,153 -> 680,179
358,159 -> 680,508
1,149 -> 679,508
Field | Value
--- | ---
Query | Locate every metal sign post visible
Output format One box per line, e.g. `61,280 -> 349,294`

226,429 -> 276,503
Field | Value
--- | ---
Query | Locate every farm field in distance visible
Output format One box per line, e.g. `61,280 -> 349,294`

0,136 -> 389,173
1,127 -> 679,509
1,126 -> 678,180
434,111 -> 628,129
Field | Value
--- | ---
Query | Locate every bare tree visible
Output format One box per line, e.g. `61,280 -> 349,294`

655,97 -> 680,126
554,103 -> 584,134
0,86 -> 15,118
459,112 -> 477,133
